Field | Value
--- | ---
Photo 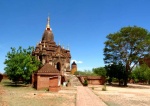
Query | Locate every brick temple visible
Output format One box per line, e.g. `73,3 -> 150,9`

32,16 -> 75,90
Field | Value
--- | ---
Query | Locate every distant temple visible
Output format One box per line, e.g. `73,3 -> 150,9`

32,16 -> 73,90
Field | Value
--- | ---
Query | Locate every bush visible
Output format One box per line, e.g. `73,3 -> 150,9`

102,83 -> 107,91
83,79 -> 88,86
112,78 -> 118,82
134,79 -> 139,83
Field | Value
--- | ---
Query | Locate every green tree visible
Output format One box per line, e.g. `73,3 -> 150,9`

92,67 -> 106,77
132,64 -> 150,84
105,63 -> 125,85
132,65 -> 146,82
4,46 -> 41,84
104,26 -> 150,86
144,67 -> 150,84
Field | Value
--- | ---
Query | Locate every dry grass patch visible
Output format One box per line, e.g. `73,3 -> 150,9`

0,79 -> 76,106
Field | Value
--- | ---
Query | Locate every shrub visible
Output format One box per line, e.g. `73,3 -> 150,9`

102,83 -> 107,91
83,79 -> 88,86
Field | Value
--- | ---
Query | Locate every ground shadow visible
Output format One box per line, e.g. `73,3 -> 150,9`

2,80 -> 30,87
107,83 -> 150,89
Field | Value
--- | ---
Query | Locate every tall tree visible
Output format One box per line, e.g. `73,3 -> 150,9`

4,46 -> 41,84
104,26 -> 150,86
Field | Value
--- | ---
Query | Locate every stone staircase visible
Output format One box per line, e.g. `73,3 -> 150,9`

64,74 -> 82,87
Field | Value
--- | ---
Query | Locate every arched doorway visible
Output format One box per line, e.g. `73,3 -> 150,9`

57,62 -> 61,71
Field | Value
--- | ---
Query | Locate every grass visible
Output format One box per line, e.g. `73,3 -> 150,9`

0,79 -> 76,106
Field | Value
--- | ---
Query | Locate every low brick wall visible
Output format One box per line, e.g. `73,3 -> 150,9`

78,76 -> 105,85
2,74 -> 8,79
0,74 -> 3,82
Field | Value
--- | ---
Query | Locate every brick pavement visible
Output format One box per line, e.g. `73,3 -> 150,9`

76,86 -> 107,106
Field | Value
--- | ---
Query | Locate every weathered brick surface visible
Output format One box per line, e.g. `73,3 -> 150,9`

78,76 -> 105,85
49,77 -> 59,86
36,75 -> 60,90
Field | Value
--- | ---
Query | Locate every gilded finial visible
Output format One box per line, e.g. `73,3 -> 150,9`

67,44 -> 70,50
46,16 -> 50,30
58,41 -> 60,46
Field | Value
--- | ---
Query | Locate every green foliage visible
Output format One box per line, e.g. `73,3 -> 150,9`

92,67 -> 106,77
74,70 -> 97,76
83,79 -> 88,86
105,62 -> 126,85
131,64 -> 150,84
4,46 -> 41,84
102,83 -> 107,91
104,26 -> 150,86
104,26 -> 150,72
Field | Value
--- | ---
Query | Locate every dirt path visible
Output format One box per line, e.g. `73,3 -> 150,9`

76,86 -> 107,106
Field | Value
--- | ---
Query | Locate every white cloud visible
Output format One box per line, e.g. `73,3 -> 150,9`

71,59 -> 83,64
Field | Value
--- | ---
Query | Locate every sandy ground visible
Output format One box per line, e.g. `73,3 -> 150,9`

1,80 -> 150,106
89,84 -> 150,106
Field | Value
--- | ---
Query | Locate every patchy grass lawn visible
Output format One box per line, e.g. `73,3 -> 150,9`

0,79 -> 76,106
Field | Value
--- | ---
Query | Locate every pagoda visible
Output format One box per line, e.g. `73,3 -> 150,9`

32,17 -> 72,90
32,16 -> 71,75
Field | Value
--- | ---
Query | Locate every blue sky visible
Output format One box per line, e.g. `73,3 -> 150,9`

0,0 -> 150,73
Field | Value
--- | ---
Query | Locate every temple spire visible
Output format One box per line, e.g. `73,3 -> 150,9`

46,16 -> 50,30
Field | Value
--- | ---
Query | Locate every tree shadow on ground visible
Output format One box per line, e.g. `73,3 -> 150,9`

2,80 -> 29,87
107,83 -> 150,89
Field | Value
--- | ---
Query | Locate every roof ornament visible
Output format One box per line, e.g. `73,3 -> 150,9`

58,41 -> 60,46
46,16 -> 50,30
62,45 -> 64,49
67,45 -> 70,50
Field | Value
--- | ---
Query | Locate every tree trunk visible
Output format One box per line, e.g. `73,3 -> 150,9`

124,62 -> 130,86
123,71 -> 128,86
119,79 -> 121,86
148,80 -> 150,85
124,79 -> 127,86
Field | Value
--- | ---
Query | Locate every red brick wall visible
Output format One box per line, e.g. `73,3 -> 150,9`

49,77 -> 60,92
49,77 -> 58,87
78,76 -> 106,85
2,74 -> 8,79
88,79 -> 105,85
36,75 -> 59,90
88,80 -> 100,85
37,75 -> 49,90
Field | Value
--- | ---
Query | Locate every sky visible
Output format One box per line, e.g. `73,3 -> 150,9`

0,0 -> 150,73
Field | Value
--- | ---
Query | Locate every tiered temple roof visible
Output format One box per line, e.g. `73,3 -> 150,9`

32,16 -> 71,73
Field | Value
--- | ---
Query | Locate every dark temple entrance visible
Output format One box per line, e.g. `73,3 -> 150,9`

57,62 -> 61,71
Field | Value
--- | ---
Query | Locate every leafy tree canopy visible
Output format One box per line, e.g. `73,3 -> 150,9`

104,26 -> 150,86
4,46 -> 41,84
92,67 -> 106,77
104,26 -> 150,72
